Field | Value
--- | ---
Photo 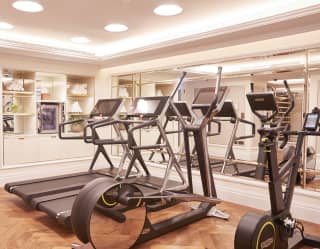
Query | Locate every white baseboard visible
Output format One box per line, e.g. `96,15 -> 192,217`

0,158 -> 92,186
208,143 -> 258,161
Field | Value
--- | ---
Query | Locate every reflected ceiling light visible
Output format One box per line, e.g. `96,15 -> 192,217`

13,0 -> 43,13
189,64 -> 271,74
104,24 -> 128,32
71,37 -> 91,43
0,22 -> 14,30
268,79 -> 304,84
154,4 -> 183,16
3,73 -> 13,82
137,99 -> 149,113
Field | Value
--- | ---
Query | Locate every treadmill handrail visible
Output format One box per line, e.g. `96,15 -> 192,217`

235,118 -> 256,141
90,119 -> 125,145
127,120 -> 159,150
83,117 -> 113,143
207,119 -> 221,136
59,119 -> 85,140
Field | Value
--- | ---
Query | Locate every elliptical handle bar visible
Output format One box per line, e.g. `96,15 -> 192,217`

279,123 -> 291,149
170,72 -> 187,101
168,72 -> 188,129
203,66 -> 223,123
283,80 -> 295,117
250,82 -> 254,92
283,130 -> 320,137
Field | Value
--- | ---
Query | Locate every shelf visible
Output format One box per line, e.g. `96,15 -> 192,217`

36,100 -> 64,103
4,133 -> 58,138
3,90 -> 34,96
67,94 -> 89,98
113,84 -> 133,88
3,112 -> 35,116
67,112 -> 90,116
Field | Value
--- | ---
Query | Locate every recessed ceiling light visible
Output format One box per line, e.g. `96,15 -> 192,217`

71,37 -> 91,43
154,4 -> 183,16
0,22 -> 14,30
13,1 -> 43,13
104,24 -> 128,32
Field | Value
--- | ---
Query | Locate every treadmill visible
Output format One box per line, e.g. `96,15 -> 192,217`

5,96 -> 182,227
210,100 -> 256,176
4,98 -> 125,225
148,101 -> 194,162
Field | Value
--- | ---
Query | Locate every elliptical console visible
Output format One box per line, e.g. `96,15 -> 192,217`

234,108 -> 320,249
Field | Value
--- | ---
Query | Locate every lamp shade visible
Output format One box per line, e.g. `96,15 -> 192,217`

70,101 -> 82,113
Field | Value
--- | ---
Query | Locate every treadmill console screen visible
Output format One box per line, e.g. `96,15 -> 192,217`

91,99 -> 122,117
246,93 -> 277,111
134,99 -> 161,114
193,89 -> 215,105
304,113 -> 319,131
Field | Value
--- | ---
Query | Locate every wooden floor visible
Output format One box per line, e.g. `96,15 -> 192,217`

0,189 -> 319,249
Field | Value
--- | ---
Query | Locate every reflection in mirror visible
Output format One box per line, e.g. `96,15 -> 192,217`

305,48 -> 320,191
181,51 -> 307,182
110,50 -> 320,193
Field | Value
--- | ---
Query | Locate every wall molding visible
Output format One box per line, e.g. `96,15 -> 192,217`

0,38 -> 98,63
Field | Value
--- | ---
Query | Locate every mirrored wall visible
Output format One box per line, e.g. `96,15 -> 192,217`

111,48 -> 320,192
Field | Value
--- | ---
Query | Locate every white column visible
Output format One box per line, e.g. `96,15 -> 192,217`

0,66 -> 3,168
309,72 -> 320,168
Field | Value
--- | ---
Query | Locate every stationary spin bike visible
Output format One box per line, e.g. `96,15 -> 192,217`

234,107 -> 320,249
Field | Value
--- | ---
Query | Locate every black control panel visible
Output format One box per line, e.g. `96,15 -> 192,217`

303,113 -> 319,131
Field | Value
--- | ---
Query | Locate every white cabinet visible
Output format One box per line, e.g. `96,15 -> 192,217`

4,135 -> 94,166
4,136 -> 40,165
58,138 -> 93,160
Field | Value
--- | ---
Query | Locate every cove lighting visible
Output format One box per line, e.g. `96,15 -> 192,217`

154,4 -> 183,16
71,37 -> 91,44
13,1 -> 43,13
104,24 -> 128,32
0,22 -> 14,30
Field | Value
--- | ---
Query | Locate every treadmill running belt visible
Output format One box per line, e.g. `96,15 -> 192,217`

12,173 -> 106,203
38,195 -> 76,226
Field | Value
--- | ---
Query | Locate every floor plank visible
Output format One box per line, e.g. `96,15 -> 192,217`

0,189 -> 319,249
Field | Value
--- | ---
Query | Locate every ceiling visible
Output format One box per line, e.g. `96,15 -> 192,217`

0,0 -> 320,63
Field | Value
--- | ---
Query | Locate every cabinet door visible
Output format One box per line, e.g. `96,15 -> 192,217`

4,136 -> 94,166
58,139 -> 94,159
4,136 -> 40,165
38,135 -> 60,161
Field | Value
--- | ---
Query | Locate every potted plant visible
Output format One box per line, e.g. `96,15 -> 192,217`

69,114 -> 84,133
